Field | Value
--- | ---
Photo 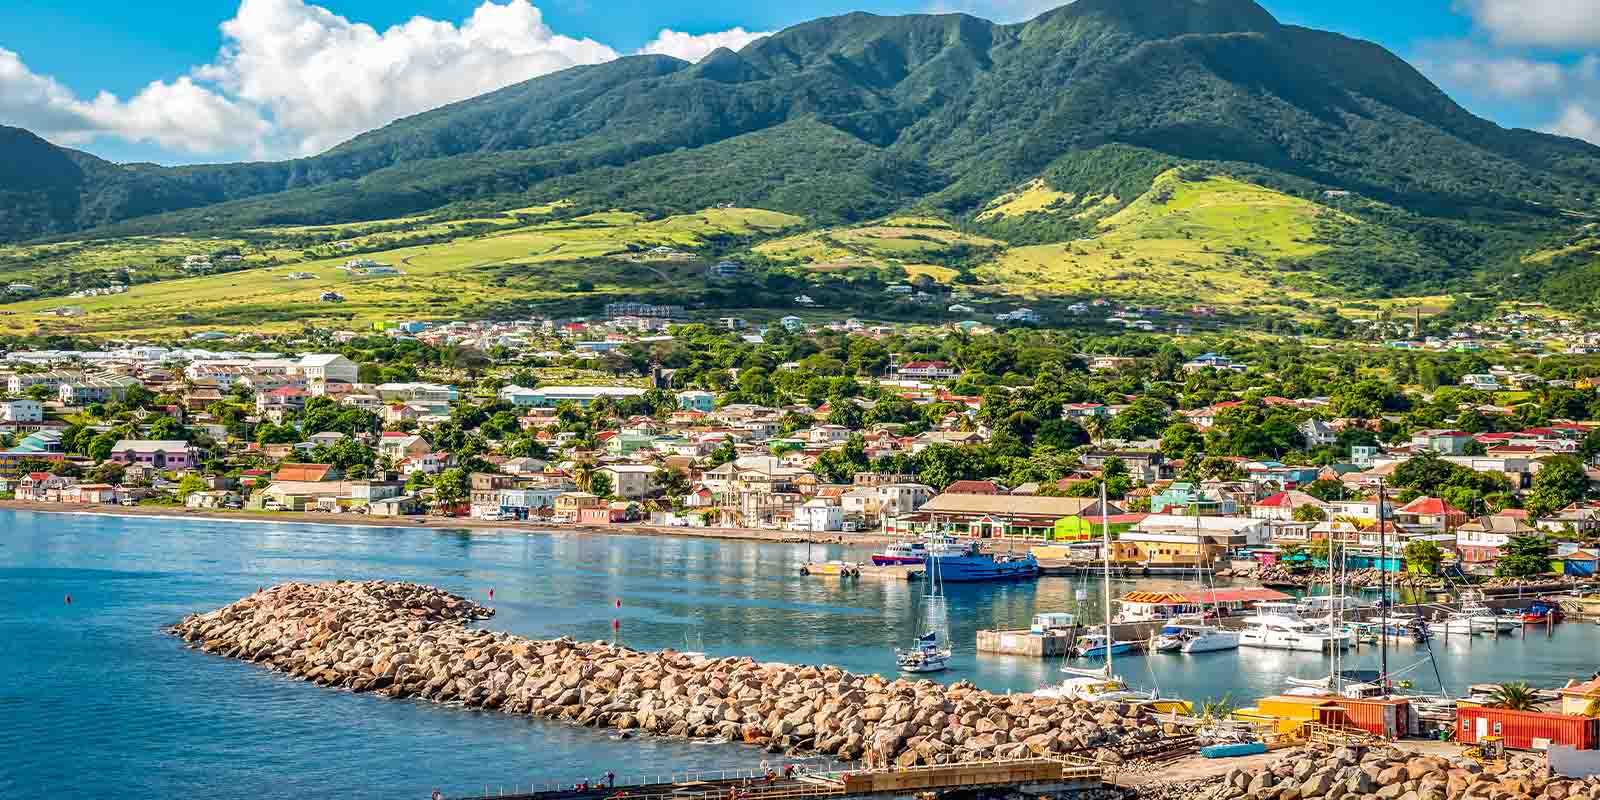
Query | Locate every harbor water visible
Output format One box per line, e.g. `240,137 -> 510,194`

3,510 -> 1597,798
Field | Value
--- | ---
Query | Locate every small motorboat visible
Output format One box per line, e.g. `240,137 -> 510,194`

1519,599 -> 1565,624
1074,632 -> 1137,658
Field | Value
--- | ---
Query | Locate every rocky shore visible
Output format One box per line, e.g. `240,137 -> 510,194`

171,581 -> 1166,768
1196,743 -> 1600,800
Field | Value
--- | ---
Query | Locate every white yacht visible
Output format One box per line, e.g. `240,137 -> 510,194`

1239,602 -> 1353,651
1173,623 -> 1240,653
1460,603 -> 1516,634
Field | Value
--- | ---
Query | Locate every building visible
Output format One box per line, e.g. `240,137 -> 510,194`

499,385 -> 648,408
1410,430 -> 1475,456
1250,490 -> 1330,522
377,433 -> 431,462
1396,496 -> 1469,532
675,390 -> 716,413
374,383 -> 458,403
886,493 -> 1114,540
296,354 -> 359,385
597,464 -> 658,499
58,375 -> 142,406
790,498 -> 843,532
1299,418 -> 1337,448
1456,514 -> 1540,564
108,440 -> 200,470
0,399 -> 44,423
7,371 -> 80,395
898,361 -> 959,381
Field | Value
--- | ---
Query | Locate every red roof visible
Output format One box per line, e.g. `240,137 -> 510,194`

902,361 -> 950,369
1399,496 -> 1464,515
1187,588 -> 1294,604
266,387 -> 306,397
945,480 -> 1003,494
1255,491 -> 1292,508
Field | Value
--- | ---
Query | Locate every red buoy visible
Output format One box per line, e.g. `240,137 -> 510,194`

615,599 -> 622,609
64,594 -> 71,605
488,588 -> 494,600
613,618 -> 620,631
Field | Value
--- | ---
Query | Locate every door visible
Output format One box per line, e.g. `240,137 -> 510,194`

1475,716 -> 1488,742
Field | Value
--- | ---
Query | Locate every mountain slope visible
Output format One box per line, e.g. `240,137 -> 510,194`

1,0 -> 1597,300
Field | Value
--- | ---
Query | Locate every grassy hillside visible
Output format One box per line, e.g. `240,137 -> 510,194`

973,170 -> 1348,311
0,208 -> 801,337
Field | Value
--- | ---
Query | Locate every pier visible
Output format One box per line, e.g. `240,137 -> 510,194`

449,757 -> 1108,800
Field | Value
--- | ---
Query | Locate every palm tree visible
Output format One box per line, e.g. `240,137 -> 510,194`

572,461 -> 596,494
1484,682 -> 1539,712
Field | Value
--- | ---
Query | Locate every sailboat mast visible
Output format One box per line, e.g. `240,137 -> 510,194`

1328,520 -> 1337,692
1379,481 -> 1389,692
1102,481 -> 1113,677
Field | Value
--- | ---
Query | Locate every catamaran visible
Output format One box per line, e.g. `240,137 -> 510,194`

1238,602 -> 1353,651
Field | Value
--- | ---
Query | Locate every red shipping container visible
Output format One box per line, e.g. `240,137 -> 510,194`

1323,698 -> 1413,739
1457,705 -> 1600,751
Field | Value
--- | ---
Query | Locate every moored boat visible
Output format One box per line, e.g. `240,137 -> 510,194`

923,536 -> 1038,581
871,540 -> 928,566
1073,632 -> 1137,658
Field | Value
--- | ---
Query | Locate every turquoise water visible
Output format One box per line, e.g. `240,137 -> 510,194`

4,510 -> 1597,798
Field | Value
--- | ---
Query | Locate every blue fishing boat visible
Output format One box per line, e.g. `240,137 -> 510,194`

923,536 -> 1038,582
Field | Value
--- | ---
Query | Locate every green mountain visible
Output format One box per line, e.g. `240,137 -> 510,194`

3,0 -> 1598,298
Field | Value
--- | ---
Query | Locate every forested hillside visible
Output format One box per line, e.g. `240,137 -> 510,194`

2,0 -> 1598,302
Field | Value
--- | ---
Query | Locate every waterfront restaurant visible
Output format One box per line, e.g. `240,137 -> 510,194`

883,493 -> 1123,540
1115,587 -> 1293,622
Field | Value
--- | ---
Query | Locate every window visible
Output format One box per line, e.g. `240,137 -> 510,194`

1493,722 -> 1502,734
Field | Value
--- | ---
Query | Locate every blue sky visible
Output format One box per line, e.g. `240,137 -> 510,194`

1,0 -> 1595,164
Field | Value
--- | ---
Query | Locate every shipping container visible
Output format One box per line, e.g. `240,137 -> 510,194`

1323,697 -> 1415,740
1456,705 -> 1600,751
1256,695 -> 1340,721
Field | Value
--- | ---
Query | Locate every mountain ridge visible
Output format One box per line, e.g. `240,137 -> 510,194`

0,0 -> 1596,306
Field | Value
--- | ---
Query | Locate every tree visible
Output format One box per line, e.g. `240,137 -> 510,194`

89,461 -> 127,485
1307,538 -> 1330,565
1301,479 -> 1347,503
1159,422 -> 1205,460
1105,398 -> 1169,440
1293,504 -> 1328,523
1526,456 -> 1588,519
653,467 -> 691,498
175,474 -> 207,501
1404,539 -> 1443,575
430,469 -> 470,513
147,415 -> 185,441
87,430 -> 122,462
572,461 -> 598,493
1496,534 -> 1553,577
587,471 -> 613,499
706,437 -> 738,468
24,384 -> 52,401
1484,682 -> 1540,711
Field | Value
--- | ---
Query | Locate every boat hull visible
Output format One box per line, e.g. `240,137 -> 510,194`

925,554 -> 1039,582
871,555 -> 923,566
1181,632 -> 1240,653
1078,643 -> 1136,658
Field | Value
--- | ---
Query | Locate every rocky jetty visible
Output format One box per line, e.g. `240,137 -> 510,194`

171,581 -> 1166,767
1197,743 -> 1600,800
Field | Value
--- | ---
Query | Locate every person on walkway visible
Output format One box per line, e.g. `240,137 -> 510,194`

606,772 -> 615,788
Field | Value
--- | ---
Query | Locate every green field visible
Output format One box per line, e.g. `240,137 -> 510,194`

974,171 -> 1353,313
0,207 -> 802,337
755,217 -> 1003,278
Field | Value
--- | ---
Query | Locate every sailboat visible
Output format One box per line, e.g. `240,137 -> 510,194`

1177,522 -> 1239,654
896,546 -> 951,673
1038,483 -> 1155,703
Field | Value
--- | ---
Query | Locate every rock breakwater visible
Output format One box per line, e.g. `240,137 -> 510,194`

171,581 -> 1166,768
1200,743 -> 1600,800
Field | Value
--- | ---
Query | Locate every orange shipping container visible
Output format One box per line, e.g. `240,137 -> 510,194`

1457,705 -> 1600,751
1322,698 -> 1413,740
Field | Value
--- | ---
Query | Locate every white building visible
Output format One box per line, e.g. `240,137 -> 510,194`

790,498 -> 843,532
298,354 -> 360,384
597,464 -> 658,499
0,399 -> 44,423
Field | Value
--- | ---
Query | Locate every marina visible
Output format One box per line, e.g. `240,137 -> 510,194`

7,510 -> 1600,798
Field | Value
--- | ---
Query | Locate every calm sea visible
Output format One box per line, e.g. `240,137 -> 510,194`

3,510 -> 1596,798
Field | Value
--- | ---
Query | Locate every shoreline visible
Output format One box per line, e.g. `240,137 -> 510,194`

0,499 -> 896,547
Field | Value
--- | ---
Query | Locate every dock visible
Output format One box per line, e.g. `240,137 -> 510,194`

798,562 -> 923,581
450,757 -> 1106,800
976,628 -> 1076,657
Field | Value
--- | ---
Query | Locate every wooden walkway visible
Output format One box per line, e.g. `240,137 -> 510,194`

449,757 -> 1105,800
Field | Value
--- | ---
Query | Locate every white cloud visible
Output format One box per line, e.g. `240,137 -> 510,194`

0,47 -> 266,155
638,28 -> 771,63
1550,104 -> 1600,143
196,0 -> 620,156
1455,0 -> 1600,48
0,0 -> 771,161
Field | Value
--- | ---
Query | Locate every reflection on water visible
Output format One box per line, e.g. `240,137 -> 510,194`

2,510 -> 1595,798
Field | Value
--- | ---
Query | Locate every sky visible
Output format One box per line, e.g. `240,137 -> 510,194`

1,0 -> 1596,165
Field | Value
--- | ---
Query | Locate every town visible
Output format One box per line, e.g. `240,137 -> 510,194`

1,305 -> 1597,585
